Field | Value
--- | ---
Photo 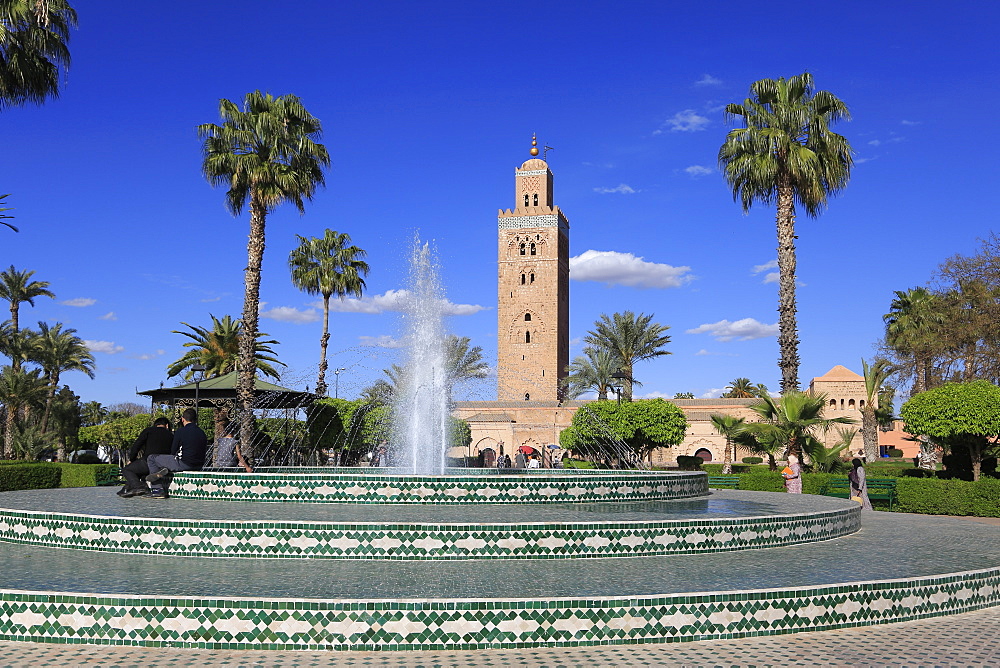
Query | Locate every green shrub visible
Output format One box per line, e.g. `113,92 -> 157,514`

676,455 -> 703,471
736,470 -> 785,492
741,456 -> 763,464
888,448 -> 904,458
894,477 -> 1000,516
562,458 -> 595,469
0,463 -> 61,491
54,463 -> 118,488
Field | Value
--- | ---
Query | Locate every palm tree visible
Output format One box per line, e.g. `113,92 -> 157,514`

33,321 -> 94,440
0,193 -> 17,232
444,335 -> 489,383
0,0 -> 77,108
0,265 -> 54,334
860,358 -> 893,461
719,72 -> 853,393
710,413 -> 746,474
883,287 -> 944,394
199,90 -> 330,449
563,347 -> 619,400
167,314 -> 284,381
288,229 -> 369,396
743,389 -> 855,460
721,377 -> 757,398
582,311 -> 671,402
0,321 -> 37,369
0,364 -> 47,457
80,399 -> 105,426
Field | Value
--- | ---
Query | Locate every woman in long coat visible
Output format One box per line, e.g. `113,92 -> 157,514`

849,458 -> 874,511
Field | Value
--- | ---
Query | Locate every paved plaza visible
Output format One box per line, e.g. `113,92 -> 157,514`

0,604 -> 997,666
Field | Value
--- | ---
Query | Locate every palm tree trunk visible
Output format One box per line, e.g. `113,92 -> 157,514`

722,436 -> 732,474
40,374 -> 58,435
237,199 -> 267,461
3,407 -> 15,459
623,363 -> 633,402
913,355 -> 928,395
861,406 -> 879,461
315,294 -> 331,396
775,177 -> 800,394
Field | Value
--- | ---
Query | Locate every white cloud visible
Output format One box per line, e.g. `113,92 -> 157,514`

62,298 -> 96,307
327,289 -> 486,316
358,335 -> 405,348
638,391 -> 673,399
686,318 -> 779,342
98,311 -> 117,321
658,109 -> 710,133
868,139 -> 881,146
593,184 -> 638,194
751,259 -> 779,284
855,156 -> 875,165
695,74 -> 722,87
684,165 -> 713,177
700,388 -> 726,399
85,340 -> 124,354
260,306 -> 321,324
201,296 -> 223,303
130,349 -> 165,361
901,119 -> 921,126
569,250 -> 693,289
694,349 -> 738,357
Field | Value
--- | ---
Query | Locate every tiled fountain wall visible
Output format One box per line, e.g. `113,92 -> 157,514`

0,567 -> 997,650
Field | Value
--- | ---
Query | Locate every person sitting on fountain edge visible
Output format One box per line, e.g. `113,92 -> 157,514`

145,408 -> 207,499
118,416 -> 173,498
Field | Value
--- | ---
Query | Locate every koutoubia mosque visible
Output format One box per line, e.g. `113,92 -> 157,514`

451,140 -> 903,465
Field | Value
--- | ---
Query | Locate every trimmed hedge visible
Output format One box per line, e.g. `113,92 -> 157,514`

676,456 -> 704,471
0,463 -> 62,492
54,463 -> 119,488
894,477 -> 1000,517
741,457 -> 763,464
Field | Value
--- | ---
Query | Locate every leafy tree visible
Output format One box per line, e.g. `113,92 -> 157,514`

0,0 -> 77,108
0,364 -> 46,457
47,384 -> 80,456
901,380 -> 1000,481
33,321 -> 94,439
78,412 -> 164,457
721,377 -> 757,398
743,390 -> 855,460
288,229 -> 369,396
860,358 -> 893,461
0,265 -> 53,335
805,427 -> 855,473
562,398 -> 686,465
719,72 -> 853,393
582,311 -> 671,402
563,347 -> 618,400
199,90 -> 330,453
167,314 -> 283,381
710,413 -> 745,474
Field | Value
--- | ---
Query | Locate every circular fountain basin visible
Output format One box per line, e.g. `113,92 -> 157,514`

0,487 -> 859,560
169,467 -> 708,504
0,501 -> 996,651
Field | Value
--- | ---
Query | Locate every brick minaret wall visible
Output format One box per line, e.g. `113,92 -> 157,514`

497,158 -> 569,402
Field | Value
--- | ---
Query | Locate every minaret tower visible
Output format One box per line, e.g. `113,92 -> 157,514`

497,136 -> 570,402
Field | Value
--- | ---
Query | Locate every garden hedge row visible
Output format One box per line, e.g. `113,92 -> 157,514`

0,462 -> 118,491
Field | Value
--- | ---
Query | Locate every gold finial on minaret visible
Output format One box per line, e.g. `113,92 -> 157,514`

530,134 -> 539,157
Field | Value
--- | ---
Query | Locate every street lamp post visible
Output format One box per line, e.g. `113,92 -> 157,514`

191,364 -> 207,425
609,371 -> 632,406
333,368 -> 347,399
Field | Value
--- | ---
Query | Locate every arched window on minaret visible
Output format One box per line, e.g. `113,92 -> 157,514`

530,273 -> 535,283
524,313 -> 531,321
521,274 -> 526,285
524,393 -> 530,401
533,193 -> 538,206
525,331 -> 531,343
530,242 -> 536,255
519,243 -> 526,255
524,193 -> 529,207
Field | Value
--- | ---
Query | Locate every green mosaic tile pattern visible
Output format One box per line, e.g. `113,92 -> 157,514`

0,504 -> 860,560
0,567 -> 996,650
169,469 -> 708,505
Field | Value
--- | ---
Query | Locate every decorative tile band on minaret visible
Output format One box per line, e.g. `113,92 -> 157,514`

497,137 -> 570,402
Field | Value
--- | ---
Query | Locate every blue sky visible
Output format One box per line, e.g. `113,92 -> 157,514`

3,0 -> 998,407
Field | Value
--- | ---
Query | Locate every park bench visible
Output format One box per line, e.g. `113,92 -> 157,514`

820,477 -> 897,511
95,466 -> 123,487
708,475 -> 740,489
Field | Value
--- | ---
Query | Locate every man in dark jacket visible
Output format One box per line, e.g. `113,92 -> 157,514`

145,408 -> 207,499
119,417 -> 173,497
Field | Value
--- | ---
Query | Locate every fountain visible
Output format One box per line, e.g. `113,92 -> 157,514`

0,239 -> 997,651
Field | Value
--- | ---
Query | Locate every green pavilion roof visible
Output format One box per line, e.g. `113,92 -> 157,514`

138,371 -> 316,409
